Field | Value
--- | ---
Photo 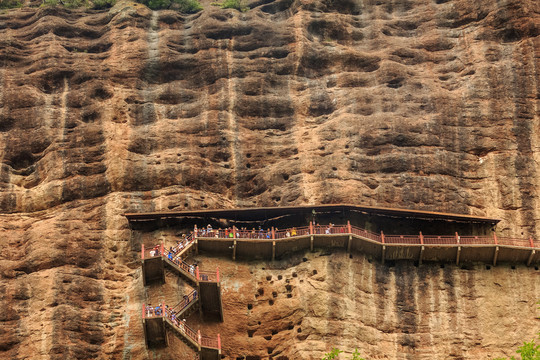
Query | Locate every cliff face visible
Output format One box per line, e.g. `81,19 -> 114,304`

0,0 -> 539,358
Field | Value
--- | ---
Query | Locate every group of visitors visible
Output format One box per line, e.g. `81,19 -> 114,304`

193,222 -> 345,239
144,303 -> 188,333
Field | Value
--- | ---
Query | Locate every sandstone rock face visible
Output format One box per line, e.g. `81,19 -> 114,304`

0,0 -> 539,358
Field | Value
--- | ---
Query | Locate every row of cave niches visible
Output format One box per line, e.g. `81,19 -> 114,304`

229,253 -> 539,360
237,256 -> 319,360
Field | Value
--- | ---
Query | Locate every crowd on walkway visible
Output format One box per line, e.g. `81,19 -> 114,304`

195,223 -> 344,239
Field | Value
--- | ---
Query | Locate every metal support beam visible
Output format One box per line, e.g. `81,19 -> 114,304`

493,246 -> 499,266
456,246 -> 461,266
272,241 -> 276,261
310,235 -> 314,252
232,240 -> 237,261
381,245 -> 386,264
527,250 -> 536,267
419,246 -> 424,266
347,235 -> 352,253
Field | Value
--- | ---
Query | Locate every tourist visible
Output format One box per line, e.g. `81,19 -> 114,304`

286,230 -> 290,237
291,227 -> 297,236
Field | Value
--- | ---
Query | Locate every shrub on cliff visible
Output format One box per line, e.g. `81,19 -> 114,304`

322,348 -> 366,360
494,335 -> 540,360
0,0 -> 22,8
92,0 -> 115,9
218,0 -> 248,12
138,0 -> 202,12
41,0 -> 88,7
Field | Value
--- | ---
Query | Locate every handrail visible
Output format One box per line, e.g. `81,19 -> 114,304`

142,303 -> 221,350
171,289 -> 198,314
165,253 -> 197,280
191,223 -> 540,249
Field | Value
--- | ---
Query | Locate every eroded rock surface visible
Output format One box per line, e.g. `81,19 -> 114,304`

0,0 -> 539,358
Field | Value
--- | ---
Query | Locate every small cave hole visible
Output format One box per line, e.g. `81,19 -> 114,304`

288,324 -> 294,330
282,174 -> 289,181
247,304 -> 253,310
440,264 -> 445,269
264,335 -> 272,340
349,254 -> 353,259
511,265 -> 516,270
267,347 -> 274,355
535,266 -> 539,271
258,288 -> 264,295
246,153 -> 252,158
292,272 -> 297,277
332,167 -> 337,171
345,144 -> 349,149
269,300 -> 274,305
266,275 -> 272,281
272,291 -> 277,298
277,275 -> 283,280
271,329 -> 278,335
258,321 -> 261,325
486,265 -> 491,270
285,284 -> 292,292
300,279 -> 304,283
302,258 -> 308,262
247,329 -> 256,337
184,203 -> 188,207
246,163 -> 251,169
287,293 -> 292,298
312,269 -> 318,275
297,328 -> 302,333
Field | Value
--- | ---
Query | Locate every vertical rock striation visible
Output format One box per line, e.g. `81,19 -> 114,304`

0,0 -> 539,358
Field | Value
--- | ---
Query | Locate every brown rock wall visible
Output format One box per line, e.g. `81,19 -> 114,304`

0,0 -> 539,358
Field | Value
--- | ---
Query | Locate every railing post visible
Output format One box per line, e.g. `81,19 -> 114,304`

380,231 -> 385,244
455,232 -> 460,244
196,266 -> 200,281
493,232 -> 498,245
419,231 -> 424,245
309,221 -> 313,235
161,243 -> 164,256
142,304 -> 145,319
530,237 -> 534,248
216,267 -> 220,282
141,244 -> 145,260
194,225 -> 198,238
347,220 -> 351,233
233,226 -> 237,239
198,330 -> 201,345
217,334 -> 221,350
272,227 -> 275,240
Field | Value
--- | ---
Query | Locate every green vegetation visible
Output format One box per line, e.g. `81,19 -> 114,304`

0,0 -> 22,9
41,0 -> 88,8
138,0 -> 202,12
92,0 -> 115,9
494,301 -> 540,360
322,348 -> 365,360
212,0 -> 248,11
493,333 -> 540,360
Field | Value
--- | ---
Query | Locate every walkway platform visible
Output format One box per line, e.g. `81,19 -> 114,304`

194,224 -> 539,266
143,305 -> 222,357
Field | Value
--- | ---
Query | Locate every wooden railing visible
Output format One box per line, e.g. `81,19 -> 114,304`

142,303 -> 221,350
191,222 -> 539,249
